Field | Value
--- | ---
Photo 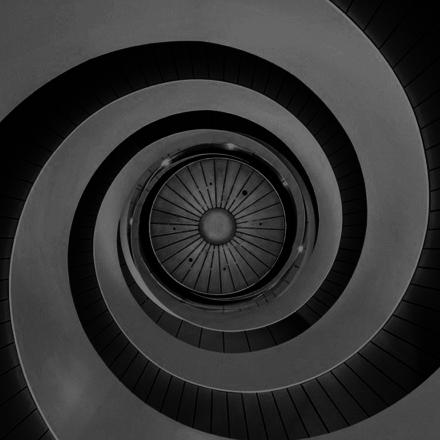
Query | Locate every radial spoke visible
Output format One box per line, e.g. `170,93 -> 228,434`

236,226 -> 285,231
170,238 -> 205,274
166,183 -> 204,215
220,159 -> 229,208
221,244 -> 236,291
236,215 -> 284,224
230,240 -> 260,276
230,178 -> 265,214
226,170 -> 254,211
235,202 -> 281,220
160,234 -> 203,263
151,228 -> 199,238
233,189 -> 274,217
217,245 -> 223,293
224,164 -> 242,209
151,222 -> 199,226
193,244 -> 211,289
154,231 -> 200,251
152,208 -> 199,223
181,242 -> 209,283
224,243 -> 249,286
213,159 -> 218,207
206,246 -> 216,292
233,235 -> 278,258
200,161 -> 214,208
158,195 -> 201,220
236,230 -> 283,245
186,167 -> 210,211
175,173 -> 207,213
232,238 -> 271,269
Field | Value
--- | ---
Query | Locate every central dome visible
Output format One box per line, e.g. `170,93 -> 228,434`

199,208 -> 236,245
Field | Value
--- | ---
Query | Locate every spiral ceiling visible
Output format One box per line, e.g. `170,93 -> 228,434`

1,0 -> 440,439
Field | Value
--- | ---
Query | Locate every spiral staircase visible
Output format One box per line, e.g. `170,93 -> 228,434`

1,0 -> 440,438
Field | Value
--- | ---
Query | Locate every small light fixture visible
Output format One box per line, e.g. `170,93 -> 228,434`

161,157 -> 171,168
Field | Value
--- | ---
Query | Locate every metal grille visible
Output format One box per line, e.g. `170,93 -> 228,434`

149,157 -> 286,296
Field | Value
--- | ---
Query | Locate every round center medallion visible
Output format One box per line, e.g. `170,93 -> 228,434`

199,208 -> 236,245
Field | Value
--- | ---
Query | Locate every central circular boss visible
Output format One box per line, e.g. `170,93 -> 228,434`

199,208 -> 236,245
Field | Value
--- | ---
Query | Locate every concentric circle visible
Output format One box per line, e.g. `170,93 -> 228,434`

3,5 -> 436,435
118,127 -> 320,332
149,156 -> 287,298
